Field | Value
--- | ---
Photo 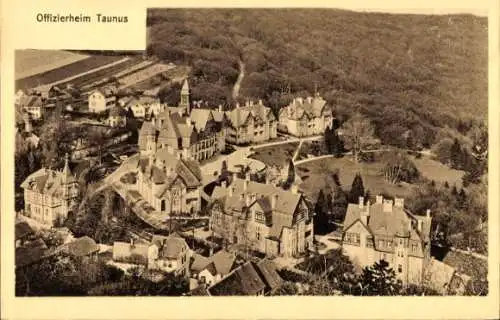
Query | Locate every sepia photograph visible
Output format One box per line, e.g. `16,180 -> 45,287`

13,8 -> 488,297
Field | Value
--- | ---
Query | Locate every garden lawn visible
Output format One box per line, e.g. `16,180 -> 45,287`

296,156 -> 415,202
250,142 -> 299,167
410,155 -> 465,188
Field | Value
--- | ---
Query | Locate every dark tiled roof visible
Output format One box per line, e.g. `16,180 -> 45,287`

189,283 -> 210,296
15,222 -> 35,240
254,259 -> 282,291
208,261 -> 266,296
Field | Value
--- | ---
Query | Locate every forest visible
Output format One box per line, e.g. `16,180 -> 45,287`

146,9 -> 487,149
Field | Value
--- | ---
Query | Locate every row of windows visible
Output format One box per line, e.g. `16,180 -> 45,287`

344,232 -> 361,246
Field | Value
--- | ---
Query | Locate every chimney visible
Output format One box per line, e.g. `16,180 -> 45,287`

221,181 -> 227,189
258,99 -> 262,105
426,209 -> 431,219
394,198 -> 404,208
376,195 -> 383,204
218,104 -> 223,113
360,201 -> 370,225
383,199 -> 393,212
244,179 -> 249,191
271,194 -> 279,210
417,220 -> 423,232
246,193 -> 253,206
130,238 -> 134,247
236,102 -> 240,109
358,196 -> 364,209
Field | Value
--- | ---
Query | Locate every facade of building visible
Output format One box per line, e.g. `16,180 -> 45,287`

210,175 -> 314,258
341,196 -> 432,286
190,249 -> 236,287
17,95 -> 44,120
123,96 -> 163,118
136,148 -> 203,216
112,235 -> 191,277
88,88 -> 116,113
107,105 -> 127,127
278,95 -> 333,137
137,79 -> 226,162
225,100 -> 278,145
20,155 -> 79,226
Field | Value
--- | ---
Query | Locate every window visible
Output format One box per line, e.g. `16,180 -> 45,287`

398,264 -> 403,273
399,238 -> 403,245
412,243 -> 418,252
345,232 -> 360,246
366,236 -> 374,248
200,276 -> 206,283
255,211 -> 265,223
256,232 -> 261,240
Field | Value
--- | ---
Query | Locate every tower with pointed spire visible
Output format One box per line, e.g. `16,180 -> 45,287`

179,79 -> 190,115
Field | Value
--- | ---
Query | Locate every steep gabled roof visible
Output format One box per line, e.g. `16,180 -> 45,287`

208,261 -> 266,296
151,234 -> 189,259
343,198 -> 431,250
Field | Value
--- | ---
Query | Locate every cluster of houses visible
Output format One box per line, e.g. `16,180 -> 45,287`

17,75 -> 469,295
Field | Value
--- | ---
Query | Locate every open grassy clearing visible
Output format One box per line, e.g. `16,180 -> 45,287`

410,155 -> 465,188
15,50 -> 89,80
296,156 -> 415,202
249,142 -> 299,168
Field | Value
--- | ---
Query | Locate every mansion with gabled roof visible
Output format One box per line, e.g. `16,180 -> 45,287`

136,147 -> 203,215
20,155 -> 79,226
210,174 -> 314,258
342,196 -> 432,285
224,100 -> 278,145
278,95 -> 333,137
138,79 -> 226,162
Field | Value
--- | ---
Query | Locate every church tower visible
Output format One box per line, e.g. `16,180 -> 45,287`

179,79 -> 190,116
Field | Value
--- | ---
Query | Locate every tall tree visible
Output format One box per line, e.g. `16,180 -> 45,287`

450,138 -> 462,169
359,260 -> 402,296
340,113 -> 379,163
348,173 -> 365,204
314,190 -> 330,234
380,151 -> 420,184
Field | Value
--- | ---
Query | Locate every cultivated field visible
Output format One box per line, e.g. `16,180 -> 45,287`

15,50 -> 89,80
16,55 -> 126,91
118,63 -> 174,89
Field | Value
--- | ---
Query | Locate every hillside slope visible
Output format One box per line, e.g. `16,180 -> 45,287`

147,9 -> 487,146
